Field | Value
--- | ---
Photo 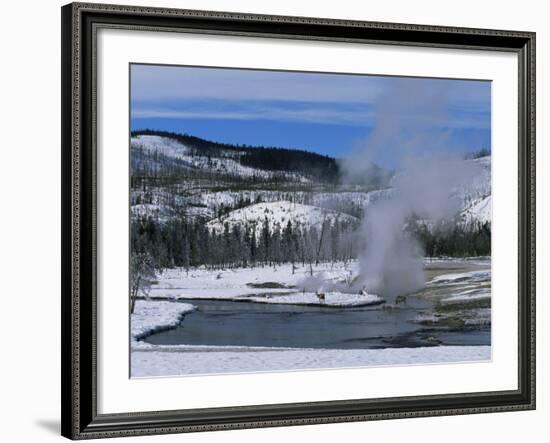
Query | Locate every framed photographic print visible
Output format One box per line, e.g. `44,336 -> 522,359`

61,2 -> 536,439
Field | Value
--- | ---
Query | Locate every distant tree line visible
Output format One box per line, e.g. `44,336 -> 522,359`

239,148 -> 339,183
131,213 -> 491,273
131,216 -> 359,271
410,221 -> 491,257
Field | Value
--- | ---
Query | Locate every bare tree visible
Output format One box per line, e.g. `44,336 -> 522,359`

315,214 -> 329,266
130,253 -> 157,314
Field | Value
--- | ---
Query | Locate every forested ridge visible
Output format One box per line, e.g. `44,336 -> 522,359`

130,130 -> 491,272
131,129 -> 340,182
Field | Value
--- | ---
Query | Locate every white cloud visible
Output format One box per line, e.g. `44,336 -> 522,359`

132,105 -> 376,126
131,64 -> 383,103
130,65 -> 491,128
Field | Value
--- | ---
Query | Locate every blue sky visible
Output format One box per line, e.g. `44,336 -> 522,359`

131,64 -> 491,167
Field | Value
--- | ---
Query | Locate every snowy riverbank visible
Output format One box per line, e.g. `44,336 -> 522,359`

146,262 -> 384,307
131,300 -> 195,348
131,296 -> 490,377
131,345 -> 491,377
245,291 -> 383,307
427,270 -> 491,304
130,259 -> 491,377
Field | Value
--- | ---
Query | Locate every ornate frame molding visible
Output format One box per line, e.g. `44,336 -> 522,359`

61,2 -> 535,439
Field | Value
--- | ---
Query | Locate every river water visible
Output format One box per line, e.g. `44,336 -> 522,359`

142,259 -> 491,350
143,296 -> 490,349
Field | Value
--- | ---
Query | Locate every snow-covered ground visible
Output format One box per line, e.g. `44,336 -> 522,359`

245,291 -> 382,307
130,203 -> 173,224
148,260 -> 492,309
426,270 -> 491,303
131,345 -> 491,377
131,299 -> 195,349
148,262 -> 373,307
206,200 -> 358,237
413,266 -> 491,327
414,308 -> 491,327
459,195 -> 492,226
429,270 -> 490,285
130,260 -> 492,377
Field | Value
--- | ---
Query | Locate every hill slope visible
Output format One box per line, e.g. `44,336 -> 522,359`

206,201 -> 359,238
131,130 -> 340,183
130,131 -> 491,229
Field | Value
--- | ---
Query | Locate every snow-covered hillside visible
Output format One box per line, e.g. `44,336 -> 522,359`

130,187 -> 396,223
383,155 -> 491,227
459,195 -> 491,225
455,156 -> 491,226
454,156 -> 491,206
130,133 -> 492,230
132,135 -> 309,182
206,201 -> 358,236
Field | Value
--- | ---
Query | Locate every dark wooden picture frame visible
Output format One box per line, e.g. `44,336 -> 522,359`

61,2 -> 536,439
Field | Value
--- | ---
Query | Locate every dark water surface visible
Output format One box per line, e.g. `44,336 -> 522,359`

142,298 -> 490,349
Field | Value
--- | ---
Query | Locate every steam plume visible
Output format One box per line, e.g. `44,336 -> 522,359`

344,78 -> 482,300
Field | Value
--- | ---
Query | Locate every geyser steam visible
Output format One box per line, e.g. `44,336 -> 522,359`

343,79 -> 483,300
356,155 -> 480,299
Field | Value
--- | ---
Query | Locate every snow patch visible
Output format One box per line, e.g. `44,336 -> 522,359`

131,345 -> 491,377
207,200 -> 358,236
149,262 -> 371,307
131,299 -> 196,348
428,270 -> 490,285
440,288 -> 491,303
244,291 -> 383,307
